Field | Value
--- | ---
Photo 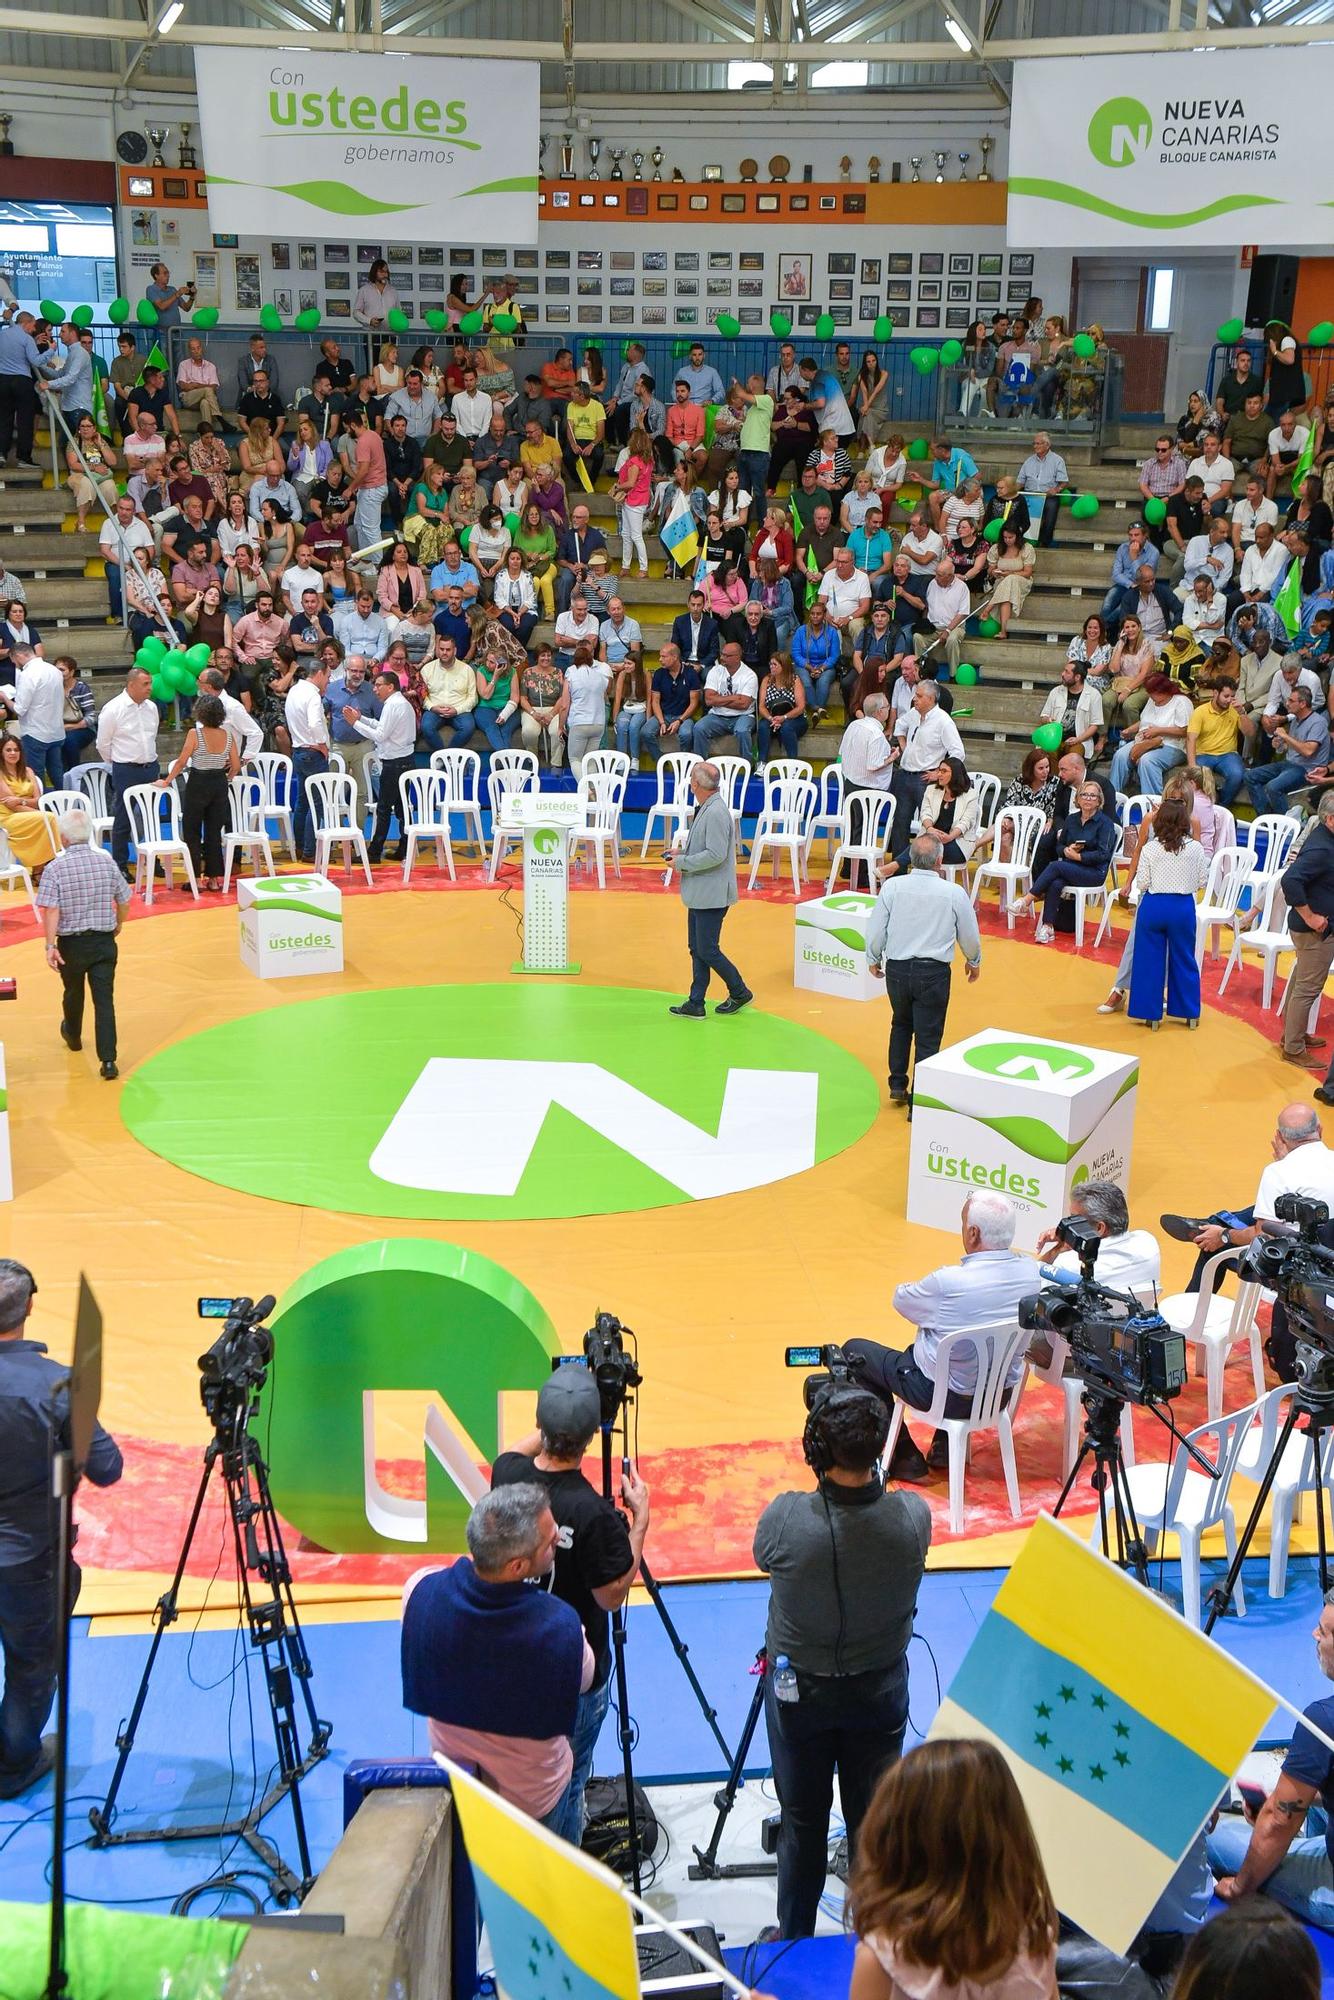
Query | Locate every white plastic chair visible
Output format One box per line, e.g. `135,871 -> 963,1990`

221,774 -> 276,892
0,825 -> 37,913
36,790 -> 88,848
485,749 -> 539,882
1218,877 -> 1294,1010
429,748 -> 485,856
123,783 -> 199,903
305,771 -> 371,885
400,770 -> 456,884
1156,1247 -> 1265,1424
569,770 -> 627,888
72,762 -> 114,847
1112,792 -> 1161,887
1239,811 -> 1299,899
579,748 -> 631,795
970,804 -> 1044,926
806,763 -> 845,865
747,777 -> 816,890
640,751 -> 700,858
243,751 -> 297,860
826,790 -> 896,894
968,770 -> 1002,844
1117,1399 -> 1261,1625
761,757 -> 813,788
711,754 -> 751,848
882,1320 -> 1031,1536
1061,857 -> 1117,950
1195,845 -> 1256,966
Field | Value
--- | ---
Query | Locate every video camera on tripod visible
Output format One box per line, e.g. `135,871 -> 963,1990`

197,1293 -> 276,1424
1239,1193 -> 1334,1400
784,1341 -> 867,1406
1020,1217 -> 1187,1408
575,1309 -> 642,1424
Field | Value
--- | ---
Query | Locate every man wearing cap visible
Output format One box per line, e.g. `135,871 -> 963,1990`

491,1367 -> 649,1839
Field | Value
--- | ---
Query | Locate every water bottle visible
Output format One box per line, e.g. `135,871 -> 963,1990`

772,1655 -> 799,1704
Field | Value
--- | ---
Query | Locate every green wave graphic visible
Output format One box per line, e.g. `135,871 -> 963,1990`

795,920 -> 866,952
208,175 -> 421,217
914,1075 -> 1138,1164
457,175 -> 541,197
252,898 -> 344,923
1009,177 -> 1281,230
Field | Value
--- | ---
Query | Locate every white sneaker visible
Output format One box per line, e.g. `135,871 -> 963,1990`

1035,923 -> 1056,944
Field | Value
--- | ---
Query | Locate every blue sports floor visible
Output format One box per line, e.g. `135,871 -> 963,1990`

3,1559 -> 1334,1988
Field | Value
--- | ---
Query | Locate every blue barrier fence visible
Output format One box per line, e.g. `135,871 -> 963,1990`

1205,340 -> 1334,412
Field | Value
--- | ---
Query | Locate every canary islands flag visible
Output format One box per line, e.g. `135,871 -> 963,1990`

440,1758 -> 640,2000
929,1514 -> 1276,1954
661,493 -> 699,572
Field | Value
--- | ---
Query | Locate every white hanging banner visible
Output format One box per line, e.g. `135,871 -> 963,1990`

1009,48 -> 1325,248
194,48 -> 539,245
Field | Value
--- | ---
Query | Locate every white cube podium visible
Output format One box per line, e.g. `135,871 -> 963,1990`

500,794 -> 584,976
907,1029 -> 1138,1250
793,892 -> 881,1003
238,873 -> 344,980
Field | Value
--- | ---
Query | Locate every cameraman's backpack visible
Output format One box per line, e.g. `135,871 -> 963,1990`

581,1777 -> 660,1877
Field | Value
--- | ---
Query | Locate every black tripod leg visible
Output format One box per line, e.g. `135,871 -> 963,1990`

688,1659 -> 775,1881
1110,1456 -> 1151,1589
610,1597 -> 642,1896
1205,1399 -> 1305,1634
89,1446 -> 218,1840
637,1556 -> 734,1769
1053,1436 -> 1097,1520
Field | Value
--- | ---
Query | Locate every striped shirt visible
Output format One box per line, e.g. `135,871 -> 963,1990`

1139,449 -> 1187,497
36,843 -> 131,934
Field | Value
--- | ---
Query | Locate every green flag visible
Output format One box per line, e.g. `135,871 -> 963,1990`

1275,556 -> 1304,639
1290,423 -> 1317,496
788,489 -> 803,539
136,342 -> 168,385
90,366 -> 112,439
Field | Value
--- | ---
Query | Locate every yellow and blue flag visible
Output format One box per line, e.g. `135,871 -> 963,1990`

439,1759 -> 641,2000
929,1514 -> 1277,1953
661,494 -> 699,572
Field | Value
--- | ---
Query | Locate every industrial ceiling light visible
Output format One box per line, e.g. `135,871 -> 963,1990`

943,12 -> 973,52
157,1 -> 185,31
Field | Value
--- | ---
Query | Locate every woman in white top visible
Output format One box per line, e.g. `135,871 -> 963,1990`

708,464 -> 751,531
217,492 -> 256,566
866,434 -> 907,511
1107,671 -> 1193,796
470,505 -> 513,597
353,259 -> 400,329
1126,795 -> 1208,1026
372,340 -> 404,409
841,469 -> 879,536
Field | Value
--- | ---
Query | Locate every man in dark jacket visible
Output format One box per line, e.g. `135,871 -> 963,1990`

1285,795 -> 1334,1076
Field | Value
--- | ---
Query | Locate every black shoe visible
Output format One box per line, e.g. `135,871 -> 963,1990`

0,1735 -> 56,1799
1316,1086 -> 1334,1107
1161,1213 -> 1211,1242
368,851 -> 384,865
887,1438 -> 932,1484
670,1002 -> 707,1017
888,1084 -> 909,1105
927,1432 -> 951,1470
716,990 -> 754,1015
100,1061 -> 118,1080
59,1023 -> 81,1052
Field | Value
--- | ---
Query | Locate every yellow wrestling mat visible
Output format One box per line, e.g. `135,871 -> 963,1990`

0,878 -> 1305,1620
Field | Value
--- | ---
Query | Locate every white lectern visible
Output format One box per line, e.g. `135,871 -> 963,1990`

499,794 -> 585,975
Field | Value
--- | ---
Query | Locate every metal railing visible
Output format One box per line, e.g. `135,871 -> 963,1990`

931,353 -> 1120,447
1205,339 -> 1334,411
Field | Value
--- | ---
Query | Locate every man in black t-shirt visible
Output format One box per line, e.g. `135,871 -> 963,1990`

1160,478 -> 1207,575
491,1366 -> 649,1840
1207,1590 -> 1334,1925
236,373 -> 285,441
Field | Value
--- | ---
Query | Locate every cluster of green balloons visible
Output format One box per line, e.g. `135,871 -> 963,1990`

134,634 -> 211,704
107,296 -> 160,328
909,346 -> 939,375
1032,722 -> 1063,752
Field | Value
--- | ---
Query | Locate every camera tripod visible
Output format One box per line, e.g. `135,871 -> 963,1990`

1204,1347 -> 1334,1633
88,1390 -> 331,1904
1054,1386 -> 1154,1584
688,1647 -> 779,1882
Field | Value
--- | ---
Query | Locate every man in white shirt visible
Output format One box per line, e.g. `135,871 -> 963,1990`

343,670 -> 417,864
1264,409 -> 1310,501
892,680 -> 964,817
838,692 -> 896,795
1037,1180 -> 1161,1304
559,651 -> 613,780
899,513 -> 945,582
553,591 -> 600,667
1182,576 -> 1226,648
1039,661 -> 1103,759
199,667 -> 262,762
284,661 -> 332,862
95,666 -> 161,869
914,558 -> 971,677
695,642 -> 759,764
451,367 -> 493,442
1186,436 -> 1235,514
1239,521 -> 1287,605
1231,476 -> 1279,553
5,654 -> 67,788
845,1191 -> 1041,1480
98,496 -> 155,623
1178,516 -> 1234,597
279,547 -> 326,618
817,547 -> 872,649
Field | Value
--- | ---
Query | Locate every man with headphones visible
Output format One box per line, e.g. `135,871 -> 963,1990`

752,1378 -> 931,1939
0,1259 -> 122,1798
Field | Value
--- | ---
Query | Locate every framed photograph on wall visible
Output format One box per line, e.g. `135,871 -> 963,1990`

577,276 -> 603,296
610,305 -> 634,324
628,189 -> 650,215
830,303 -> 852,325
1008,280 -> 1031,304
191,251 -> 219,308
860,257 -> 881,285
676,277 -> 699,296
546,305 -> 571,324
827,252 -> 855,275
642,277 -> 667,296
738,278 -> 764,297
482,247 -> 506,268
829,279 -> 853,301
419,273 -> 445,293
739,251 -> 765,271
419,246 -> 446,267
886,280 -> 911,303
978,253 -> 1003,277
642,250 -> 667,270
298,287 -> 318,313
888,252 -> 914,275
326,298 -> 351,319
859,293 -> 879,321
778,252 -> 812,300
709,250 -> 734,270
738,308 -> 762,325
545,277 -> 570,295
887,305 -> 909,328
976,281 -> 1001,303
578,305 -> 601,324
675,250 -> 700,271
545,249 -> 571,268
706,276 -> 732,297
512,275 -> 538,296
323,242 -> 348,263
233,254 -> 260,310
324,270 -> 350,292
355,244 -> 382,264
1009,252 -> 1035,277
948,253 -> 973,276
610,250 -> 635,270
212,232 -> 239,250
641,304 -> 667,325
947,281 -> 971,303
577,249 -> 602,269
512,248 -> 538,269
917,281 -> 942,302
918,253 -> 943,275
610,275 -> 635,296
298,244 -> 318,271
270,241 -> 290,270
676,306 -> 698,325
450,247 -> 475,264
916,306 -> 940,329
945,307 -> 972,329
389,243 -> 415,265
796,302 -> 819,326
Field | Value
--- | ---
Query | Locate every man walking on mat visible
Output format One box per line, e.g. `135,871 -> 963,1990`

668,760 -> 752,1018
867,832 -> 981,1107
37,809 -> 132,1081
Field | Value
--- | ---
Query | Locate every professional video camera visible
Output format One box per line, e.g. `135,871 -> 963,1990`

1239,1193 -> 1334,1398
784,1341 -> 867,1409
1020,1217 -> 1186,1408
577,1309 -> 642,1424
196,1293 -> 276,1425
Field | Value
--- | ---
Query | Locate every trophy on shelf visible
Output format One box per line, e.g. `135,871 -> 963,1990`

868,155 -> 881,182
739,157 -> 758,183
146,124 -> 170,167
631,149 -> 645,180
587,136 -> 602,180
957,150 -> 971,181
651,145 -> 664,181
177,123 -> 197,170
838,154 -> 852,181
909,155 -> 923,182
559,132 -> 576,179
608,146 -> 625,180
978,134 -> 993,180
933,149 -> 948,182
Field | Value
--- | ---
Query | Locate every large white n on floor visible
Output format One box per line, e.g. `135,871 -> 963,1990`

370,1059 -> 819,1200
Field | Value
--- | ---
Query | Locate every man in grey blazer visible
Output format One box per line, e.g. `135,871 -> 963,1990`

669,761 -> 752,1017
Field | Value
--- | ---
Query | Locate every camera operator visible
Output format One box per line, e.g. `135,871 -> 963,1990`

1036,1179 -> 1161,1301
491,1367 -> 649,1840
0,1259 -> 122,1798
753,1383 -> 930,1939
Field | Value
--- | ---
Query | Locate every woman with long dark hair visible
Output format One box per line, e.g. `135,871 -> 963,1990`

1126,795 -> 1208,1027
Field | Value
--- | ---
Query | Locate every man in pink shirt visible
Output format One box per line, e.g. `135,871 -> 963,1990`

231,589 -> 289,669
343,410 -> 389,557
402,1484 -> 594,1837
665,380 -> 706,470
175,338 -> 222,430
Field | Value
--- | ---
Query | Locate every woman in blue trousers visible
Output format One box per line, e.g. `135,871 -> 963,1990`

1127,798 -> 1209,1027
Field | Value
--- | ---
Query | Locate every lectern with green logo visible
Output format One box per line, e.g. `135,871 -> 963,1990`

907,1029 -> 1138,1249
499,794 -> 584,975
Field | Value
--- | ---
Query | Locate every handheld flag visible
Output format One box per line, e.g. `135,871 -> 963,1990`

574,455 -> 594,494
90,367 -> 112,440
1275,556 -> 1304,639
661,493 -> 699,573
1290,423 -> 1316,496
928,1513 -> 1278,1953
136,342 -> 168,386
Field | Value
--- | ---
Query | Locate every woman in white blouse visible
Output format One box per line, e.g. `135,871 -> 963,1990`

1125,796 -> 1208,1027
353,258 -> 400,329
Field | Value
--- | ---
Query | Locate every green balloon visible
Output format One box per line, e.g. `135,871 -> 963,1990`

167,658 -> 196,694
460,310 -> 484,335
1032,722 -> 1064,752
192,306 -> 220,330
387,307 -> 410,334
457,525 -> 471,551
493,311 -> 518,334
294,308 -> 321,332
978,616 -> 1001,638
139,633 -> 168,661
136,298 -> 159,327
424,309 -> 448,332
940,338 -> 964,365
39,298 -> 64,324
260,303 -> 284,332
873,315 -> 893,342
70,305 -> 94,328
149,673 -> 173,704
107,297 -> 130,325
1310,320 -> 1334,348
1072,331 -> 1097,359
1217,317 -> 1244,344
134,645 -> 160,671
672,340 -> 692,358
716,313 -> 741,339
906,437 -> 929,461
1070,493 -> 1100,519
504,511 -> 520,533
1143,496 -> 1167,525
770,312 -> 792,338
185,642 -> 212,671
911,348 -> 939,374
982,516 -> 1004,542
954,662 -> 978,686
815,313 -> 836,340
